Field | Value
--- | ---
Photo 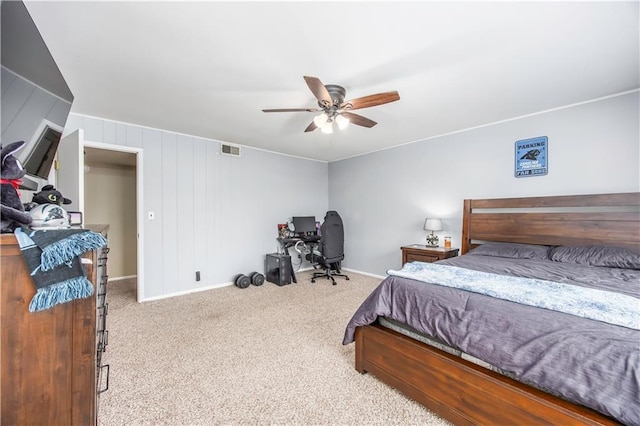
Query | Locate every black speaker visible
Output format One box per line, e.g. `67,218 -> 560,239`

265,253 -> 292,286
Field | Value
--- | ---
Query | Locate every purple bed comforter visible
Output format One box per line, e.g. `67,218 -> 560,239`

343,254 -> 640,425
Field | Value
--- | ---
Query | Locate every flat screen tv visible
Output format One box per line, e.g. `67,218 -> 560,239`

24,125 -> 63,179
1,0 -> 74,190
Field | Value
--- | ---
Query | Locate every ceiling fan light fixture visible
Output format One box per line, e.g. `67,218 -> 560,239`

320,121 -> 333,134
335,114 -> 349,130
263,76 -> 399,133
313,113 -> 329,127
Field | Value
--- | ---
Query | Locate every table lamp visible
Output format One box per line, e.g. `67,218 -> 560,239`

424,218 -> 442,246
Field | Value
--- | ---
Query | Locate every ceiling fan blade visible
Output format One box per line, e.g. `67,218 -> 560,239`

340,91 -> 400,110
341,112 -> 377,128
303,76 -> 332,107
262,108 -> 320,113
304,121 -> 317,132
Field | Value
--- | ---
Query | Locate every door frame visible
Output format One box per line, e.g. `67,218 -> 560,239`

83,141 -> 145,303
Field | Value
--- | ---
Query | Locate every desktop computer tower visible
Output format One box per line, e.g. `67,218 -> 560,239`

265,253 -> 292,286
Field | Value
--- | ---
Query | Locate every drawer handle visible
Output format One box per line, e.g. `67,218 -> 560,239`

98,364 -> 110,394
97,329 -> 108,347
97,303 -> 108,316
98,302 -> 109,315
97,312 -> 107,331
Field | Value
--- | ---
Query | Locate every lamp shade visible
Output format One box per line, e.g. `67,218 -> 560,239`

424,218 -> 442,232
313,113 -> 328,127
320,121 -> 333,134
335,114 -> 349,130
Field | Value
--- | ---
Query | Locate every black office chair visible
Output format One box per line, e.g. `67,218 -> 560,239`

309,211 -> 350,285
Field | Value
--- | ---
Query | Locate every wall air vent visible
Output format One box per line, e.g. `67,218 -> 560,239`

221,144 -> 241,157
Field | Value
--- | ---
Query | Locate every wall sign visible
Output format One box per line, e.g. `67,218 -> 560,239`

515,136 -> 548,177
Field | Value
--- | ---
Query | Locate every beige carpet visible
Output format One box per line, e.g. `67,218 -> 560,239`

98,271 -> 450,426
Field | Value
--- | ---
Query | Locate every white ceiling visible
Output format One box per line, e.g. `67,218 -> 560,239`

25,1 -> 639,163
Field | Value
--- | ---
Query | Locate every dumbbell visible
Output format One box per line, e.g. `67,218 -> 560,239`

249,271 -> 265,286
235,272 -> 265,288
234,273 -> 251,289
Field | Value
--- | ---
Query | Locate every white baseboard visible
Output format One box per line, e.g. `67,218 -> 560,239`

108,275 -> 137,282
140,281 -> 234,302
298,266 -> 385,280
342,267 -> 386,280
138,268 -> 382,303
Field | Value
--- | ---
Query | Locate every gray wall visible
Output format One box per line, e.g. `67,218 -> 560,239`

61,92 -> 638,297
1,1 -> 74,103
329,92 -> 640,276
63,114 -> 328,300
1,67 -> 71,159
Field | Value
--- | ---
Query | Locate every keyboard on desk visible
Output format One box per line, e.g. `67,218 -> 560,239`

277,235 -> 320,246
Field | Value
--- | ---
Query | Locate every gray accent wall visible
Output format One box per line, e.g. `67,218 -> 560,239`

1,67 -> 72,158
60,91 -> 638,298
63,114 -> 328,300
1,1 -> 74,103
329,92 -> 640,276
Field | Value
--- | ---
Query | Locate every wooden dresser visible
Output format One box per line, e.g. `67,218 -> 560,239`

0,226 -> 109,425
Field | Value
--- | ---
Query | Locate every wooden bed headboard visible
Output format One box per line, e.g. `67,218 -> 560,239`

461,192 -> 640,254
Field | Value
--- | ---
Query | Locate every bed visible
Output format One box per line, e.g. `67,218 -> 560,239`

343,192 -> 640,425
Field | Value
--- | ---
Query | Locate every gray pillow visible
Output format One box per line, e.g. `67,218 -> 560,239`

468,243 -> 551,260
549,245 -> 640,270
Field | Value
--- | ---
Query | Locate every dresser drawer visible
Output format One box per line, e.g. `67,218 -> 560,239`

406,252 -> 439,263
401,245 -> 459,266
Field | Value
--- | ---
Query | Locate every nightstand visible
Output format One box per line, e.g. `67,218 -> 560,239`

401,244 -> 459,265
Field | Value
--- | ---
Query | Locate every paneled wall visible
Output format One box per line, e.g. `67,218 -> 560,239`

1,67 -> 71,156
63,114 -> 328,300
330,92 -> 640,276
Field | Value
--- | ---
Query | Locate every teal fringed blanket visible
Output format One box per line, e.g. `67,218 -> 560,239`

14,226 -> 107,312
387,261 -> 640,330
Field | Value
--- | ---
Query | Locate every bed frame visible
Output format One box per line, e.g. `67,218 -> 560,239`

355,192 -> 639,425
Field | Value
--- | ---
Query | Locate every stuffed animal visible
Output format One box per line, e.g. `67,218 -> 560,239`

1,141 -> 32,233
24,184 -> 72,211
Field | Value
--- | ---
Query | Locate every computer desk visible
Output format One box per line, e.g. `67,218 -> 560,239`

277,235 -> 321,283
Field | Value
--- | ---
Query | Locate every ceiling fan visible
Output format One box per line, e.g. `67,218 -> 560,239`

262,76 -> 400,134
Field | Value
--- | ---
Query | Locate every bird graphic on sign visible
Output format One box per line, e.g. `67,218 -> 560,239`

520,149 -> 541,161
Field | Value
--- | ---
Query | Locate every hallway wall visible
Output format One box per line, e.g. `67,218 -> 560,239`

84,159 -> 137,278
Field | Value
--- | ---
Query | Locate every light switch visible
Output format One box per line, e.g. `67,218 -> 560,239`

148,211 -> 155,220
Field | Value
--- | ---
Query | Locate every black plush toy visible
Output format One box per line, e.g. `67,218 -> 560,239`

1,141 -> 32,233
30,184 -> 72,206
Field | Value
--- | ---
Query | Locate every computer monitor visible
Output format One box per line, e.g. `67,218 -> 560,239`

292,216 -> 317,235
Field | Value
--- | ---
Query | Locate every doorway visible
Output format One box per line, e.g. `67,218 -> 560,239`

83,142 -> 144,302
